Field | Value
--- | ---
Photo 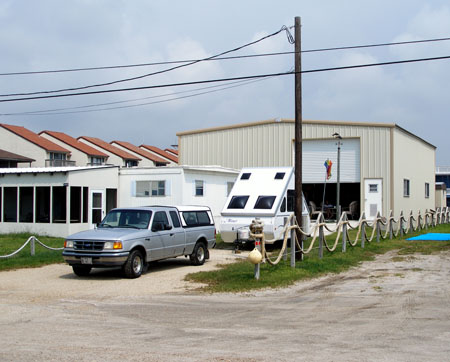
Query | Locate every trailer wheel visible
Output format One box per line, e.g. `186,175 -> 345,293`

72,265 -> 92,277
190,242 -> 206,265
123,250 -> 144,278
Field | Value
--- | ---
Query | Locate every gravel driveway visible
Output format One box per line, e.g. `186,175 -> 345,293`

1,249 -> 449,361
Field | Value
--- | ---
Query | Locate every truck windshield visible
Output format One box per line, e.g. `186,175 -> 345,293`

99,210 -> 152,230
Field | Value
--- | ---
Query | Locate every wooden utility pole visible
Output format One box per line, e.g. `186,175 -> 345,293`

294,16 -> 303,260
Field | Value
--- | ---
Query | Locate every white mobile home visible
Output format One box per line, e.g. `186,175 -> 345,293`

220,167 -> 310,245
119,166 -> 238,229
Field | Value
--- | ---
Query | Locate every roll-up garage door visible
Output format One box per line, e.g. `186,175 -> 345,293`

297,139 -> 360,183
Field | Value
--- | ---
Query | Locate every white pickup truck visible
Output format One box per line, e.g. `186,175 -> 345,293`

62,205 -> 216,278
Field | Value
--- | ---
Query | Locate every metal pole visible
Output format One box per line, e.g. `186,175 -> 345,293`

319,215 -> 324,259
290,217 -> 296,267
283,217 -> 288,261
336,139 -> 341,221
342,214 -> 347,252
294,16 -> 303,260
30,237 -> 35,256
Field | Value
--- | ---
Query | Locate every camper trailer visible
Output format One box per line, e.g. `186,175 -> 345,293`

220,167 -> 310,245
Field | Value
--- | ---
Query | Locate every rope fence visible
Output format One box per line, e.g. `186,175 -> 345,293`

0,236 -> 64,259
248,207 -> 450,273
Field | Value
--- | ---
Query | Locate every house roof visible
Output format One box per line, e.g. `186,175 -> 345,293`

0,123 -> 70,153
165,148 -> 178,156
0,149 -> 35,162
112,140 -> 169,164
140,145 -> 178,163
78,136 -> 141,161
40,131 -> 108,158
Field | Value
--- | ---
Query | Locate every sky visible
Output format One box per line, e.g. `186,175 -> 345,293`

0,0 -> 449,164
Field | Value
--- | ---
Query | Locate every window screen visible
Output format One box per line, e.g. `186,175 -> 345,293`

228,196 -> 249,209
254,196 -> 276,209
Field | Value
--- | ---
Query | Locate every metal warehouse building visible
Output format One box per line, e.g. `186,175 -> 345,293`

177,119 -> 436,219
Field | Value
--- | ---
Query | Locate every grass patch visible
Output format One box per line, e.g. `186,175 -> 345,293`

186,224 -> 450,293
0,233 -> 64,271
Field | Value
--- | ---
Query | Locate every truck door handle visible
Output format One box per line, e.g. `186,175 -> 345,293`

145,238 -> 151,241
170,233 -> 174,237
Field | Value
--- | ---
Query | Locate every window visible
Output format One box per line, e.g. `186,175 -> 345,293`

169,211 -> 181,228
182,211 -> 211,227
19,187 -> 33,222
280,198 -> 286,212
369,184 -> 378,192
195,180 -> 204,196
4,187 -> 17,222
275,172 -> 285,180
425,183 -> 430,198
50,152 -> 66,160
100,209 -> 151,229
240,173 -> 251,180
403,179 -> 410,197
254,196 -> 276,209
151,181 -> 165,196
125,160 -> 138,167
82,187 -> 89,223
90,157 -> 104,165
287,190 -> 295,212
227,182 -> 234,196
228,195 -> 249,209
136,181 -> 166,197
36,187 -> 50,223
152,211 -> 169,230
70,187 -> 82,223
52,186 -> 67,223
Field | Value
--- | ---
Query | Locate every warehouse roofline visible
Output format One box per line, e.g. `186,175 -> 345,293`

176,118 -> 435,149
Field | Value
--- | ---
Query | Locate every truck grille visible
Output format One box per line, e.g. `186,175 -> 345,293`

74,241 -> 104,251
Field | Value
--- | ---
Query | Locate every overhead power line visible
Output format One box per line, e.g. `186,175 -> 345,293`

1,36 -> 450,77
0,26 -> 292,98
0,77 -> 272,116
1,54 -> 449,104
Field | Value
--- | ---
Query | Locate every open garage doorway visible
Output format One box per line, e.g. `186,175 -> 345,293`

303,182 -> 360,220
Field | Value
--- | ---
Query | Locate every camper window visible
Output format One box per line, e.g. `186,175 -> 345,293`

280,197 -> 286,212
274,172 -> 285,180
228,195 -> 249,209
254,196 -> 276,209
240,173 -> 251,180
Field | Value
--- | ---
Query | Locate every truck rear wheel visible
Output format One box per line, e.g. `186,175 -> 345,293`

72,265 -> 92,277
190,242 -> 206,266
123,250 -> 144,278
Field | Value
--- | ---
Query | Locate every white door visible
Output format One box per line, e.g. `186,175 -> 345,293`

364,179 -> 382,219
90,190 -> 105,228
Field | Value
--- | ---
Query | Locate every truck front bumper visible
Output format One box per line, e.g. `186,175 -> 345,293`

62,250 -> 129,267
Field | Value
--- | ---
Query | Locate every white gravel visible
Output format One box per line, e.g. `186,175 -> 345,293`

1,248 -> 450,361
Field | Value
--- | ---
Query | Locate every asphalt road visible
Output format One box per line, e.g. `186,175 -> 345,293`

1,249 -> 449,361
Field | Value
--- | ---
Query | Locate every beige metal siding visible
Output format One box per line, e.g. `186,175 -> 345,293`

179,120 -> 392,215
178,119 -> 435,217
392,128 -> 435,213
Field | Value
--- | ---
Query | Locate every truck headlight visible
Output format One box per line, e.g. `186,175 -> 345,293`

64,240 -> 74,248
104,241 -> 123,250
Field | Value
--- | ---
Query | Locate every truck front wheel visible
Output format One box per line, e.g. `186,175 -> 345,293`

190,242 -> 206,266
123,250 -> 144,278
